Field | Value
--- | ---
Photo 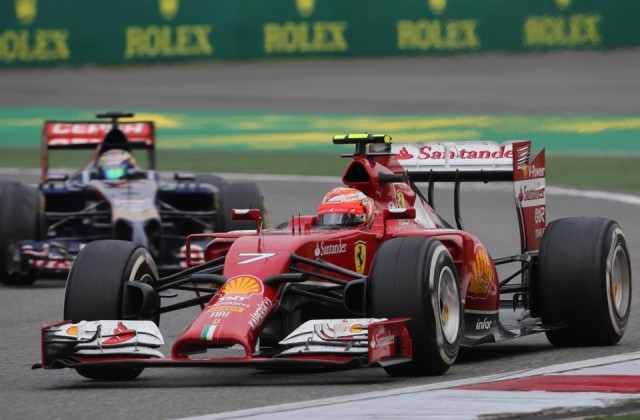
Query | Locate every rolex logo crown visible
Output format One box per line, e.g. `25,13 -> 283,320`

15,0 -> 37,25
159,0 -> 180,20
428,0 -> 447,15
295,0 -> 315,17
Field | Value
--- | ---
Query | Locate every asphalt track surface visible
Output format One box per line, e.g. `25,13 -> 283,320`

1,50 -> 639,419
1,49 -> 640,114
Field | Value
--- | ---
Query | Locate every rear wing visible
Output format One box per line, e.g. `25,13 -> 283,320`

41,120 -> 156,181
391,141 -> 545,252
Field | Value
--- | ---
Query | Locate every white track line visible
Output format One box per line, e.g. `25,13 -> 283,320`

1,168 -> 639,207
179,352 -> 640,420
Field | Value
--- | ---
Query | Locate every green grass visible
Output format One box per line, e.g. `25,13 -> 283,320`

1,148 -> 638,194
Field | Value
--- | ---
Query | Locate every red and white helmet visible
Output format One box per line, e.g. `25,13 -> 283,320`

317,187 -> 373,227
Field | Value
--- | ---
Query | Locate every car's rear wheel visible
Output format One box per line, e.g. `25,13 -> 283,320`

534,217 -> 631,346
196,174 -> 226,192
369,237 -> 462,376
0,181 -> 44,285
64,240 -> 160,380
217,182 -> 266,231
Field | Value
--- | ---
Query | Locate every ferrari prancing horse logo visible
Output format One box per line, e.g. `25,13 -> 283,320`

354,241 -> 367,274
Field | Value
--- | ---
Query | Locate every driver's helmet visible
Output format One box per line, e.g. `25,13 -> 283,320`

97,149 -> 137,180
317,187 -> 373,227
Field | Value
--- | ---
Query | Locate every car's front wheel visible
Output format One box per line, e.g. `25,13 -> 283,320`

64,240 -> 160,380
368,237 -> 462,376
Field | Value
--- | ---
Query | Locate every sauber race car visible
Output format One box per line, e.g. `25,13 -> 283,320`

0,112 -> 265,285
35,134 -> 632,380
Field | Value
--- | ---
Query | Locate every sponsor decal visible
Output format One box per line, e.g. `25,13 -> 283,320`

395,191 -> 406,209
179,243 -> 204,268
370,332 -> 396,349
396,146 -> 414,160
208,305 -> 245,314
263,0 -> 347,54
534,207 -> 546,239
475,318 -> 493,331
221,275 -> 263,296
238,252 -> 276,265
397,0 -> 480,51
124,24 -> 213,59
249,298 -> 273,330
208,311 -> 230,319
103,322 -> 136,346
354,241 -> 367,274
416,144 -> 513,160
200,324 -> 216,341
523,0 -> 600,48
331,321 -> 367,337
217,295 -> 251,304
515,179 -> 546,208
322,188 -> 366,204
0,19 -> 70,63
49,122 -> 150,136
65,325 -> 78,337
314,241 -> 347,257
468,247 -> 494,298
207,296 -> 250,316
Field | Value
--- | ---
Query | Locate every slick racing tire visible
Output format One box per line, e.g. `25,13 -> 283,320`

196,174 -> 227,191
369,237 -> 462,376
535,217 -> 632,346
217,182 -> 266,231
64,240 -> 160,381
0,181 -> 44,285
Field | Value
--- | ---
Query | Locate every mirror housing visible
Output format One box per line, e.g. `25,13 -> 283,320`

45,173 -> 69,183
231,208 -> 263,232
174,172 -> 195,182
383,207 -> 416,220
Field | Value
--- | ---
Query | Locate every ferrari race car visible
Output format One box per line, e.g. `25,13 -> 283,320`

0,112 -> 265,285
35,134 -> 632,380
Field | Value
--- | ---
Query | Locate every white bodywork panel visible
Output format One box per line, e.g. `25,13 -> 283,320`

277,318 -> 386,356
46,320 -> 165,358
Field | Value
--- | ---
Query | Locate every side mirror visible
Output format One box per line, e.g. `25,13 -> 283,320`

383,207 -> 416,220
45,173 -> 69,183
231,208 -> 263,232
174,172 -> 195,182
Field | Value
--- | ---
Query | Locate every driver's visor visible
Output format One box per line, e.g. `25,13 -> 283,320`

103,166 -> 125,180
317,212 -> 366,227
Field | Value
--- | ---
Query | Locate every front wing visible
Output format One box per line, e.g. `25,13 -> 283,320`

34,318 -> 412,372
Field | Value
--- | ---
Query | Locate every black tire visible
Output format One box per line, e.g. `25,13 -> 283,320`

195,174 -> 227,191
64,240 -> 160,381
368,237 -> 463,376
0,181 -> 44,285
216,182 -> 266,231
535,217 -> 632,346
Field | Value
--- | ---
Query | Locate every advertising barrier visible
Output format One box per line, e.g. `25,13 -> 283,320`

1,0 -> 639,67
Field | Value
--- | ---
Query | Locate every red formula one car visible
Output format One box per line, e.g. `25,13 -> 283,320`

35,134 -> 632,380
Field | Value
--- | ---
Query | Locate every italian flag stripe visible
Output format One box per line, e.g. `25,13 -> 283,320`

201,325 -> 215,341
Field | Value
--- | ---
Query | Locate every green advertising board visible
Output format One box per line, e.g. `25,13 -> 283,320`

1,0 -> 639,67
